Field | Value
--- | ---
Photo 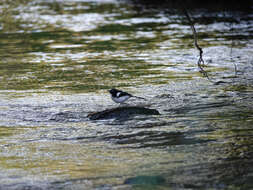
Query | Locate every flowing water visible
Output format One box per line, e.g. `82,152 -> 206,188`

0,0 -> 253,189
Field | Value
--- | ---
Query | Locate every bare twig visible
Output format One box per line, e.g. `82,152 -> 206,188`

182,8 -> 213,81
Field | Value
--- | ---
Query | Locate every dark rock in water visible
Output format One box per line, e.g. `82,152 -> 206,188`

124,175 -> 166,185
214,81 -> 227,85
87,106 -> 160,120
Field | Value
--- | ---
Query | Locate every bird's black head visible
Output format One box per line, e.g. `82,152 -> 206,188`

109,88 -> 118,96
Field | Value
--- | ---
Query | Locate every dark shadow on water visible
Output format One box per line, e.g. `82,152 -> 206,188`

103,130 -> 213,148
48,111 -> 88,123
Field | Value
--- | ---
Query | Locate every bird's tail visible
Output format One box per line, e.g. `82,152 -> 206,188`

132,96 -> 146,100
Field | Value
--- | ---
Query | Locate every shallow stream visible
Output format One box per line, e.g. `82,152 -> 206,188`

0,0 -> 253,189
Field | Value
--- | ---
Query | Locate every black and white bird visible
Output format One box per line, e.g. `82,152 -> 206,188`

109,88 -> 146,104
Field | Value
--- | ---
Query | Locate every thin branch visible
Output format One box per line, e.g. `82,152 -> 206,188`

182,8 -> 213,81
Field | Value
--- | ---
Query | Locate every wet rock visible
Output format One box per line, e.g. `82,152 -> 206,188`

214,80 -> 227,85
87,106 -> 160,120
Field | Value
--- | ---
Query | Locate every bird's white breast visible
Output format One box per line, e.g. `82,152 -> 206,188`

112,95 -> 130,103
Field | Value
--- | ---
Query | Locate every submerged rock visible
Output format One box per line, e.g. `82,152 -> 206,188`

124,175 -> 166,185
87,106 -> 160,120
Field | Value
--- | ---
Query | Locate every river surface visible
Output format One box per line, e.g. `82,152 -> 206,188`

0,0 -> 253,189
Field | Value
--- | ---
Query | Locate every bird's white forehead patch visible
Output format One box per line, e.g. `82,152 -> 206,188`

116,92 -> 121,97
